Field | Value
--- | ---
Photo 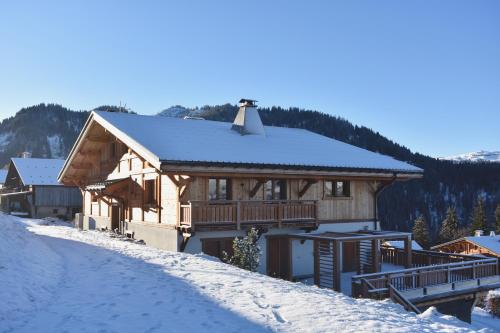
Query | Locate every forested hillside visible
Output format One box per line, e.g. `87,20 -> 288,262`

0,104 -> 88,166
1,103 -> 498,243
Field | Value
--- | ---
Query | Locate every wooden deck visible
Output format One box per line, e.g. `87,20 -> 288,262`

400,275 -> 500,302
179,200 -> 318,231
352,256 -> 499,313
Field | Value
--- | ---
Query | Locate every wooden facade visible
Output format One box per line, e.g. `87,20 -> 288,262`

64,121 -> 402,233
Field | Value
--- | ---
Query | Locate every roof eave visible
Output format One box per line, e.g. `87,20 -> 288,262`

160,160 -> 423,178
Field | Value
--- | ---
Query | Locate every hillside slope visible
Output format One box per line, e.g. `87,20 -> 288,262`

1,214 -> 487,332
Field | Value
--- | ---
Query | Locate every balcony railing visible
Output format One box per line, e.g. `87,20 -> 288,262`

179,200 -> 317,231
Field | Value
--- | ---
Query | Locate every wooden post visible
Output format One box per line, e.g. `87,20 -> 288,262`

404,236 -> 412,268
313,240 -> 319,286
236,201 -> 241,230
372,239 -> 380,273
277,201 -> 282,229
333,240 -> 342,292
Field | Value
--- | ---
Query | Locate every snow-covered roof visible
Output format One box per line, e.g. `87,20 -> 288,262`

384,240 -> 423,250
0,169 -> 7,184
92,111 -> 422,173
11,158 -> 65,186
464,236 -> 500,255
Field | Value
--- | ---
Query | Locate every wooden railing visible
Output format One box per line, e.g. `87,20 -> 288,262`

179,200 -> 317,230
352,257 -> 498,299
381,246 -> 482,267
388,283 -> 421,314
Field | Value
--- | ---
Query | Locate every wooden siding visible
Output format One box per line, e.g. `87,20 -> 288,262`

184,177 -> 375,221
34,186 -> 82,207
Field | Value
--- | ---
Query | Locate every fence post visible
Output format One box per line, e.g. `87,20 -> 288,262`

236,201 -> 241,230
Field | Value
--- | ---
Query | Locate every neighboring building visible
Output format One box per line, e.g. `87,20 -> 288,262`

1,157 -> 82,219
432,231 -> 500,261
59,99 -> 423,276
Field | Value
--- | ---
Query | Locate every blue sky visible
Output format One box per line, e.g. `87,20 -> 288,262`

0,1 -> 498,157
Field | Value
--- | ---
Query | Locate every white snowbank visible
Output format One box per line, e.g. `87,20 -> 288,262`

0,214 -> 496,332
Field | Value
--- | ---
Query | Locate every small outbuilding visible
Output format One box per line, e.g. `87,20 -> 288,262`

0,157 -> 82,219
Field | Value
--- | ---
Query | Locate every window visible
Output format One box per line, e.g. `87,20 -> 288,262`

324,180 -> 350,197
91,193 -> 98,202
144,179 -> 157,205
202,238 -> 234,260
208,178 -> 231,200
53,209 -> 59,214
264,179 -> 287,200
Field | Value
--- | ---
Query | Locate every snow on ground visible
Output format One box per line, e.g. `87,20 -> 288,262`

1,213 -> 498,333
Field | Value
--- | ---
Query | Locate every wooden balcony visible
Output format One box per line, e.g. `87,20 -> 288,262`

179,200 -> 318,231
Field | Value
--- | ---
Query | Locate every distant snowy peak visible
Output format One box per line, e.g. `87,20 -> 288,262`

158,105 -> 202,118
440,151 -> 500,163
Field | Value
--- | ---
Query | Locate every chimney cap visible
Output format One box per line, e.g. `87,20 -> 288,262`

474,230 -> 484,237
238,98 -> 258,107
490,231 -> 496,237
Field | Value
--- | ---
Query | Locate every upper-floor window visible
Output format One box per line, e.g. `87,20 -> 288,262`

324,180 -> 350,198
264,179 -> 287,200
208,178 -> 231,201
144,179 -> 157,204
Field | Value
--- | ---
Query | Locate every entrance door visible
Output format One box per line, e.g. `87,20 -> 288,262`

267,237 -> 291,280
342,241 -> 359,272
111,205 -> 120,232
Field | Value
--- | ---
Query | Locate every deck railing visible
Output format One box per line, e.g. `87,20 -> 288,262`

352,257 -> 498,299
381,246 -> 482,267
179,200 -> 317,230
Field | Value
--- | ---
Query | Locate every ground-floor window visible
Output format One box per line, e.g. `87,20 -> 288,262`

201,238 -> 234,260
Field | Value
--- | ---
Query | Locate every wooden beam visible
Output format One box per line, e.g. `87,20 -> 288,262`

299,180 -> 317,198
333,240 -> 342,292
404,236 -> 412,268
87,135 -> 111,143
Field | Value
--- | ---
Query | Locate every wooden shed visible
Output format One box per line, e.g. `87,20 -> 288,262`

0,157 -> 82,219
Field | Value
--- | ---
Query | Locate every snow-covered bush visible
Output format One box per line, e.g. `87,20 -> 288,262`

223,228 -> 261,272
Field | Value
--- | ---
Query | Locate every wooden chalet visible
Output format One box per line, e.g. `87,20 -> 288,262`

1,157 -> 82,219
58,99 -> 500,321
432,232 -> 500,262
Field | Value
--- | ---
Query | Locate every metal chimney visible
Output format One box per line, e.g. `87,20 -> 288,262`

231,99 -> 265,136
474,230 -> 484,237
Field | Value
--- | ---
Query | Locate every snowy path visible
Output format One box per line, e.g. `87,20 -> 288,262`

1,214 -> 497,332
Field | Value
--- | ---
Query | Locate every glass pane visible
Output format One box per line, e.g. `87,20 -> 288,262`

274,180 -> 281,200
277,180 -> 287,200
208,179 -> 217,200
219,179 -> 227,200
264,180 -> 273,200
325,181 -> 333,196
343,181 -> 350,196
335,181 -> 344,196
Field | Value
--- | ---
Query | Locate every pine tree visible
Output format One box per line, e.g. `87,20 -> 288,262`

223,228 -> 261,272
470,197 -> 487,235
439,206 -> 459,242
412,215 -> 430,249
495,204 -> 500,234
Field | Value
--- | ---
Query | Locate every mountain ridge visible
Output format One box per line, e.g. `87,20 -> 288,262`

440,151 -> 500,163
